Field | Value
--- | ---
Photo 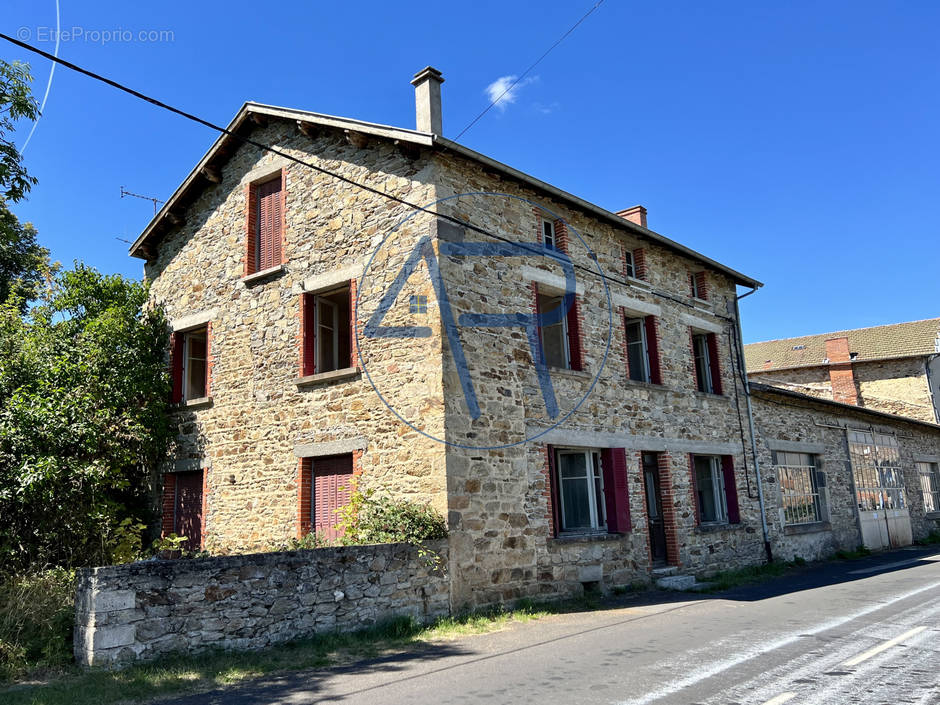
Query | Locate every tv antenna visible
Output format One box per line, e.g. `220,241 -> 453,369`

120,186 -> 164,215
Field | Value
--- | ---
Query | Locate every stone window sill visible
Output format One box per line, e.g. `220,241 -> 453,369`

552,531 -> 624,544
180,396 -> 213,410
295,367 -> 361,387
241,263 -> 286,285
783,521 -> 831,536
925,511 -> 940,520
691,296 -> 709,306
694,521 -> 744,534
624,275 -> 651,289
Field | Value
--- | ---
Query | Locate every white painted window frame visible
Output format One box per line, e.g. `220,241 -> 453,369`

624,317 -> 650,383
695,455 -> 727,524
557,449 -> 606,532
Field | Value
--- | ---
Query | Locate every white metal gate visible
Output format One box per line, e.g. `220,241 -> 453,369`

848,430 -> 912,549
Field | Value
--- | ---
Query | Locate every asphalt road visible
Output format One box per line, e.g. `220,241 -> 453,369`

162,547 -> 940,705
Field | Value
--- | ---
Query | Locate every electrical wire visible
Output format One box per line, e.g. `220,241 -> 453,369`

453,0 -> 606,141
0,30 -> 737,325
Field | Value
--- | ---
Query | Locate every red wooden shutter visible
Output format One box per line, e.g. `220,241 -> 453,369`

312,454 -> 354,541
721,455 -> 740,524
546,445 -> 561,536
707,333 -> 723,395
694,271 -> 708,300
566,295 -> 583,371
161,473 -> 177,537
257,175 -> 282,271
644,316 -> 662,384
300,293 -> 316,376
298,458 -> 312,537
601,448 -> 631,533
689,454 -> 701,525
689,328 -> 699,389
633,248 -> 647,280
170,333 -> 184,403
348,280 -> 357,369
174,471 -> 204,550
245,184 -> 258,275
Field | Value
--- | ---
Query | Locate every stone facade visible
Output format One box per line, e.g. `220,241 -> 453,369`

752,385 -> 940,560
145,123 -> 447,553
135,98 -> 940,613
750,357 -> 938,424
74,541 -> 448,666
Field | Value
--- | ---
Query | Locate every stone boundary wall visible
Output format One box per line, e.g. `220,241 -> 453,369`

74,541 -> 450,667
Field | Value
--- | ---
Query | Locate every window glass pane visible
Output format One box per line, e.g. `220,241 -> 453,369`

849,434 -> 905,511
694,456 -> 718,522
185,329 -> 207,400
624,251 -> 635,278
592,453 -> 605,528
543,220 -> 555,249
625,319 -> 648,382
317,298 -> 336,372
693,335 -> 711,393
539,294 -> 568,368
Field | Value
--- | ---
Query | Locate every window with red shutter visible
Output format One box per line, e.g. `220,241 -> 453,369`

644,316 -> 662,385
601,448 -> 631,533
721,456 -> 740,524
252,174 -> 283,273
170,333 -> 184,403
308,454 -> 354,541
706,333 -> 723,395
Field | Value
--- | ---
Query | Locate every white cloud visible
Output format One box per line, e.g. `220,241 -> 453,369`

484,75 -> 539,111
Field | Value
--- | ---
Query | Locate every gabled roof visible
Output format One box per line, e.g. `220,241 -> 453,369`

745,318 -> 940,372
129,102 -> 762,288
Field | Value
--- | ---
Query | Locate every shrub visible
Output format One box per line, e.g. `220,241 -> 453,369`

0,568 -> 75,681
338,485 -> 448,545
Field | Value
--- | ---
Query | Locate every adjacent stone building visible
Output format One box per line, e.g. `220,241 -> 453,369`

745,319 -> 940,424
130,67 -> 940,609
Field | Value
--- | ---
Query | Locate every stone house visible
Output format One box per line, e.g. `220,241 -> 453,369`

744,319 -> 940,424
130,67 -> 940,608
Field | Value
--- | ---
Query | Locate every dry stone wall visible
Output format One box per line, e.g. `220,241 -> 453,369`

74,541 -> 449,667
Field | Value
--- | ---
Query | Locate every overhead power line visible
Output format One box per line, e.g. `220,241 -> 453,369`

454,0 -> 606,141
0,31 -> 731,322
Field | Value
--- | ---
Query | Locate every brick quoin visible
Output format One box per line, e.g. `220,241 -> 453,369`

657,452 -> 681,567
349,279 -> 359,369
244,183 -> 257,276
542,445 -> 556,536
637,451 -> 654,568
633,248 -> 647,281
297,458 -> 312,538
533,207 -> 543,245
205,322 -> 213,398
554,219 -> 570,254
200,469 -> 208,549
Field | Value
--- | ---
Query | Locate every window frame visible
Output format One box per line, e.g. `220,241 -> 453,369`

848,431 -> 906,511
774,451 -> 822,525
624,316 -> 650,383
542,218 -> 557,251
246,171 -> 285,275
182,326 -> 208,401
301,283 -> 353,377
624,250 -> 636,279
692,333 -> 713,393
693,455 -> 728,525
537,291 -> 571,369
556,449 -> 606,533
917,461 -> 940,514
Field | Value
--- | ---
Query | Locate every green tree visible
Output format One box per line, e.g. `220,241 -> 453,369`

0,265 -> 174,573
0,60 -> 51,311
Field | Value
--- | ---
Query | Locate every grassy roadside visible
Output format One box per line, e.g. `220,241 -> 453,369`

0,601 -> 573,705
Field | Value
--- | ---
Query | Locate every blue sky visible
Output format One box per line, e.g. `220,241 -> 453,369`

4,1 -> 938,343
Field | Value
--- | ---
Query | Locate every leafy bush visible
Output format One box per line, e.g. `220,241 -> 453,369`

0,265 -> 174,573
337,485 -> 448,545
0,568 -> 75,681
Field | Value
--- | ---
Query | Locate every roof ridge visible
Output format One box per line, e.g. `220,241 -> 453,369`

745,317 -> 940,347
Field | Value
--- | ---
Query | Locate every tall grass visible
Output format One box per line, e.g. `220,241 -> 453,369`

0,568 -> 75,681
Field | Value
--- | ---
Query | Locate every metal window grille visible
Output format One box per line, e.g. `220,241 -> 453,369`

848,431 -> 905,511
775,451 -> 821,525
917,462 -> 940,513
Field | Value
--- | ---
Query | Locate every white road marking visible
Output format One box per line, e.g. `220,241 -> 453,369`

616,580 -> 940,705
760,693 -> 797,705
842,625 -> 927,667
848,555 -> 940,575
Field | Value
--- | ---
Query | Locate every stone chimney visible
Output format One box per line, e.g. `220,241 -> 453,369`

617,205 -> 647,228
825,337 -> 859,405
411,66 -> 444,135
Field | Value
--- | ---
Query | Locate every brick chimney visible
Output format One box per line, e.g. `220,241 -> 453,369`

826,337 -> 859,405
411,66 -> 444,135
617,205 -> 647,228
